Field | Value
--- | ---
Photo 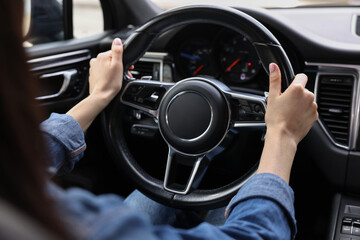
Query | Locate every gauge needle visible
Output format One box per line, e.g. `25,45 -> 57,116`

192,64 -> 204,76
225,58 -> 240,72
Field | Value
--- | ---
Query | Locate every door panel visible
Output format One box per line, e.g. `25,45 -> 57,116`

27,34 -> 111,115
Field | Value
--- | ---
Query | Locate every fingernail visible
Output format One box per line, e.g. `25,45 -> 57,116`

114,38 -> 122,46
269,63 -> 275,73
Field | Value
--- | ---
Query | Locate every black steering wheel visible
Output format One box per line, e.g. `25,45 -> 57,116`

102,5 -> 294,209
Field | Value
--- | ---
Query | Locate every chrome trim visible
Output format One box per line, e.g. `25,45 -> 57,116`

233,122 -> 266,128
306,62 -> 360,150
165,91 -> 214,142
35,69 -> 77,100
163,147 -> 204,195
28,49 -> 91,71
143,52 -> 168,58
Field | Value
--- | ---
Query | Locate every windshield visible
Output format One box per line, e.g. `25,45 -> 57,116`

151,0 -> 359,9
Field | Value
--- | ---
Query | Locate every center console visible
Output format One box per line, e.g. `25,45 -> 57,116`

330,194 -> 360,240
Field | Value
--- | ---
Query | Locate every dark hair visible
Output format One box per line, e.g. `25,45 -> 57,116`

0,1 -> 68,238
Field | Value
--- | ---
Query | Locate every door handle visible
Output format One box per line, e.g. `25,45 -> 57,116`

36,69 -> 77,100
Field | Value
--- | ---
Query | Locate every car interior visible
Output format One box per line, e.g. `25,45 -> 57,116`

22,0 -> 360,239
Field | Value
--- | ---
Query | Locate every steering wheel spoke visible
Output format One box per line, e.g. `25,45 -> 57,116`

225,91 -> 267,130
164,148 -> 209,195
120,79 -> 174,118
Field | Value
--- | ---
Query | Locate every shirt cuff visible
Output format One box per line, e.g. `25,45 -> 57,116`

41,113 -> 86,174
225,173 -> 296,237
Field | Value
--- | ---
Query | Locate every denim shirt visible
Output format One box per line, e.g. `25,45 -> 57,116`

41,113 -> 297,240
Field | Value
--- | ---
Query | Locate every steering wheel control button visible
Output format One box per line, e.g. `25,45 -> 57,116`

232,99 -> 265,122
131,124 -> 158,138
159,78 -> 230,155
342,218 -> 352,234
122,83 -> 166,110
354,220 -> 360,236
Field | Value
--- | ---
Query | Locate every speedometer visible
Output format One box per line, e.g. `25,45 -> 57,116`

219,33 -> 261,82
177,38 -> 219,78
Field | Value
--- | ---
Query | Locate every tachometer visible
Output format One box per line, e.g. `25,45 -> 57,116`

219,34 -> 261,82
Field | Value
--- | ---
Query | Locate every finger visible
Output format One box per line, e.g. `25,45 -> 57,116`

291,73 -> 308,88
304,89 -> 315,106
96,52 -> 106,59
128,65 -> 135,78
268,63 -> 282,98
127,71 -> 133,78
97,50 -> 111,61
111,38 -> 123,66
89,58 -> 96,66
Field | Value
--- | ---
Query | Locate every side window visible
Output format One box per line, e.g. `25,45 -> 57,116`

73,0 -> 103,39
24,0 -> 103,47
26,0 -> 64,46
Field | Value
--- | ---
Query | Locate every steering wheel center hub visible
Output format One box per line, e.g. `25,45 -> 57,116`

167,91 -> 212,140
158,78 -> 230,155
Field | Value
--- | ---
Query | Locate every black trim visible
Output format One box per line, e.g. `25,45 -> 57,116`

107,0 -> 161,30
100,0 -> 113,31
63,0 -> 73,40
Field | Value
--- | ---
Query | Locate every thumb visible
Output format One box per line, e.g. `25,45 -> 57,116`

268,63 -> 282,98
111,38 -> 123,66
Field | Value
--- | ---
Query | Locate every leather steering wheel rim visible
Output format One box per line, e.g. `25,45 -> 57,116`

101,5 -> 294,209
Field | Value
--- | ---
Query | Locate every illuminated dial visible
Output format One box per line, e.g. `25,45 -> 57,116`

219,34 -> 261,82
178,39 -> 219,78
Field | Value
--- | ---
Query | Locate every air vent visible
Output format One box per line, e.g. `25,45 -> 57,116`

316,74 -> 354,146
131,61 -> 160,80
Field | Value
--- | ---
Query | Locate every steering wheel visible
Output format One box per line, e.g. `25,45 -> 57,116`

102,5 -> 294,209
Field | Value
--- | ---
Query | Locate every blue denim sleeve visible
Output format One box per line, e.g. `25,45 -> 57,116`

224,173 -> 297,239
50,173 -> 296,240
40,113 -> 86,175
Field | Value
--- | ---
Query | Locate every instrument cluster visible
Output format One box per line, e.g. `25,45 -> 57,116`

171,25 -> 264,85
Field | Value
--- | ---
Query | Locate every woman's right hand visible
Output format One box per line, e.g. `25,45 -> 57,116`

257,63 -> 318,183
265,63 -> 318,146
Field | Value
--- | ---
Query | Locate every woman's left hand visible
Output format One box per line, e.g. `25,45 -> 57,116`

89,38 -> 124,105
67,38 -> 125,132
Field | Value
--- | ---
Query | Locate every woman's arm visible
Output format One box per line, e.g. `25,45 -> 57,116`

257,63 -> 318,183
41,38 -> 124,175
